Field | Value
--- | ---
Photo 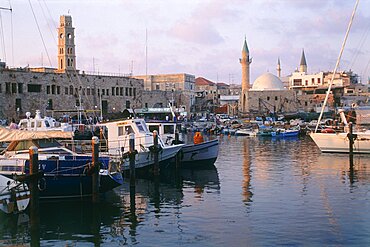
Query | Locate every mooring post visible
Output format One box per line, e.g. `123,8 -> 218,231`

349,122 -> 354,166
129,133 -> 136,188
29,146 -> 40,247
153,130 -> 159,176
92,136 -> 100,203
175,130 -> 181,169
29,146 -> 39,210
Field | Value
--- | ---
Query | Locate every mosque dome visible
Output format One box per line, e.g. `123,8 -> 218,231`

251,72 -> 285,91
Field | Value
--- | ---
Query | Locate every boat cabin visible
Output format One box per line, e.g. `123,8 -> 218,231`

102,119 -> 165,157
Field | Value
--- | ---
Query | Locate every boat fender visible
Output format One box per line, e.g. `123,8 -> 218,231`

38,177 -> 46,191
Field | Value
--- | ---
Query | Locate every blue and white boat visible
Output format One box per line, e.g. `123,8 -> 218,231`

0,127 -> 123,199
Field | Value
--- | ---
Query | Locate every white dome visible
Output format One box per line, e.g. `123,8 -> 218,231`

251,72 -> 285,91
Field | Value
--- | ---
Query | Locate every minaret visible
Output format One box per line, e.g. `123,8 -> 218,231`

299,49 -> 307,73
57,15 -> 76,73
239,37 -> 252,114
277,57 -> 281,77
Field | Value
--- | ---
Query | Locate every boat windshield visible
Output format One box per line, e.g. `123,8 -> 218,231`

135,121 -> 149,133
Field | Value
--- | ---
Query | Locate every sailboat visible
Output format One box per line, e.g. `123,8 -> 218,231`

309,0 -> 370,154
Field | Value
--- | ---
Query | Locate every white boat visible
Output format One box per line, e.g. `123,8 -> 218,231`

102,119 -> 184,170
146,121 -> 219,166
310,131 -> 370,153
18,110 -> 73,132
235,128 -> 258,136
310,1 -> 365,154
310,109 -> 370,153
0,175 -> 30,214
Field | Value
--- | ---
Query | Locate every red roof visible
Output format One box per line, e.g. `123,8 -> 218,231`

195,77 -> 215,86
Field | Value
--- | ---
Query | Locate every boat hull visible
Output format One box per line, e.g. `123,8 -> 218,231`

180,139 -> 219,167
120,144 -> 184,171
310,132 -> 370,153
0,157 -> 123,200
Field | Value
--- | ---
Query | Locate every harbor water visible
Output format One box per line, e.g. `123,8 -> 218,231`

1,135 -> 370,246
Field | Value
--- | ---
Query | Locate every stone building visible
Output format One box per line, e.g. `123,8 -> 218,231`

0,15 -> 144,121
134,73 -> 195,114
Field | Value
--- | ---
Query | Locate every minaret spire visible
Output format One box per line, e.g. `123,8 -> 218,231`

239,37 -> 252,114
299,49 -> 307,73
277,57 -> 281,77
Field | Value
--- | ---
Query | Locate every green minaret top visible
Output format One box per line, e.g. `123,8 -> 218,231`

300,49 -> 307,66
242,37 -> 249,53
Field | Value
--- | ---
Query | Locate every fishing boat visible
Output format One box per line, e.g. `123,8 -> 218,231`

101,118 -> 183,171
146,121 -> 219,166
0,175 -> 30,214
0,127 -> 123,199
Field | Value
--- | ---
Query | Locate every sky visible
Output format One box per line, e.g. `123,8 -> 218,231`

0,0 -> 369,84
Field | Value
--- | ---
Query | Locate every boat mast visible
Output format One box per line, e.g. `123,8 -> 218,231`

315,0 -> 360,133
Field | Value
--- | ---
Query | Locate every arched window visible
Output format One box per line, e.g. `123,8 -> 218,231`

67,59 -> 70,66
69,86 -> 73,95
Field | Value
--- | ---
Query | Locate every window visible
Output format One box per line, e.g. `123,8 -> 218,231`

87,88 -> 91,95
12,83 -> 17,94
28,84 -> 41,93
70,86 -> 73,95
125,88 -> 128,96
46,85 -> 51,94
312,78 -> 314,84
92,89 -> 95,95
102,89 -> 105,96
155,84 -> 160,90
275,96 -> 278,101
65,87 -> 69,94
317,78 -> 321,84
106,89 -> 109,96
133,88 -> 136,97
0,84 -> 2,93
293,79 -> 302,86
15,98 -> 22,111
129,88 -> 132,96
120,87 -> 123,96
126,100 -> 130,109
135,121 -> 147,133
18,83 -> 23,94
57,86 -> 60,95
52,85 -> 56,94
47,99 -> 53,110
145,103 -> 148,108
112,87 -> 115,96
5,82 -> 10,94
164,125 -> 175,134
267,96 -> 270,101
116,87 -> 119,96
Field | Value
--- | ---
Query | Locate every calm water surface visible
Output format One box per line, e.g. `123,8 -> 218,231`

1,135 -> 370,246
